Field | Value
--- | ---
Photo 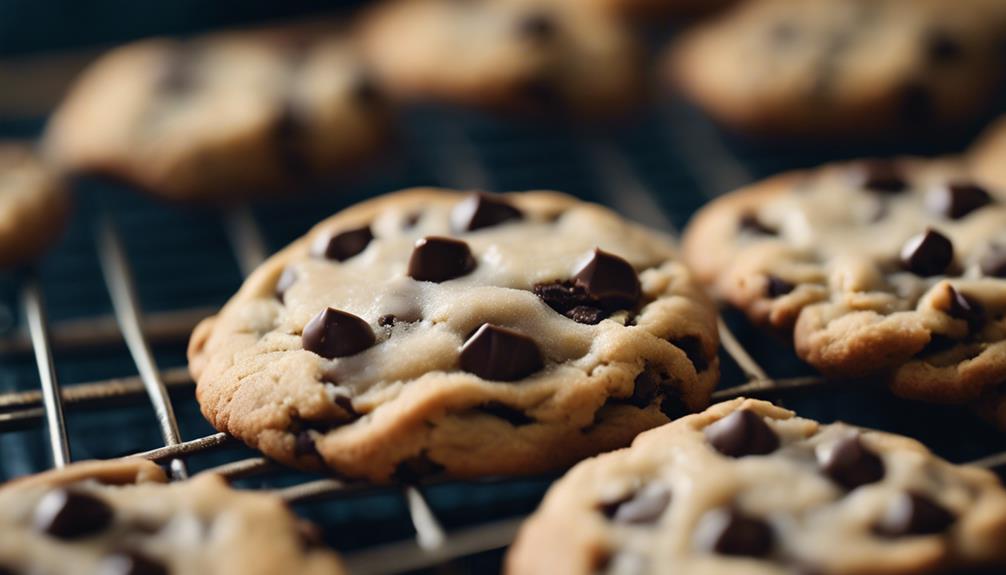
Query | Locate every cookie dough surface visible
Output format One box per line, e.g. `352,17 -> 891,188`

971,115 -> 1006,191
667,0 -> 1006,137
0,143 -> 70,267
507,398 -> 1006,575
44,25 -> 390,203
683,158 -> 1006,417
0,459 -> 345,575
189,189 -> 719,482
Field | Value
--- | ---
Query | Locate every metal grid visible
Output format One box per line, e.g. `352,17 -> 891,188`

2,101 -> 1006,575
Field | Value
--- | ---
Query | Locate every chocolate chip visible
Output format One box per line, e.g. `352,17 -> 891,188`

766,276 -> 795,298
313,225 -> 374,261
476,402 -> 534,426
378,314 -> 397,327
945,286 -> 984,332
739,213 -> 778,235
851,161 -> 908,194
393,453 -> 445,482
294,430 -> 320,458
516,11 -> 557,42
817,435 -> 884,490
97,551 -> 168,575
459,323 -> 543,381
980,245 -> 1006,277
407,236 -> 476,282
875,492 -> 955,537
404,212 -> 421,229
900,229 -> 954,277
566,305 -> 606,325
34,489 -> 114,539
450,192 -> 523,232
532,281 -> 606,324
926,182 -> 992,219
669,336 -> 709,373
660,392 -> 690,420
705,410 -> 779,457
603,484 -> 671,525
276,267 -> 297,303
572,249 -> 641,311
696,508 -> 774,557
625,368 -> 661,408
334,395 -> 357,418
926,30 -> 963,63
302,308 -> 375,359
350,72 -> 382,106
918,333 -> 957,357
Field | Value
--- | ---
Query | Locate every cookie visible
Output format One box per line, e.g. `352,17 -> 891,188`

0,142 -> 70,268
507,398 -> 1006,575
357,0 -> 642,118
970,115 -> 1006,191
667,0 -> 1006,137
0,458 -> 345,575
43,25 -> 391,203
682,158 -> 1006,414
188,189 -> 720,482
587,0 -> 735,21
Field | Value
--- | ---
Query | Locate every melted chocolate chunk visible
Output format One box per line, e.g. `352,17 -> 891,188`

275,267 -> 297,303
566,305 -> 606,325
477,402 -> 534,426
851,161 -> 908,194
302,308 -> 375,359
334,395 -> 357,418
696,508 -> 774,557
533,281 -> 606,325
459,324 -> 543,381
378,314 -> 397,327
900,229 -> 954,277
818,435 -> 884,490
393,453 -> 445,482
926,182 -> 992,220
451,192 -> 523,232
980,245 -> 1006,278
704,410 -> 779,458
572,249 -> 641,311
294,430 -> 321,459
660,391 -> 690,420
34,489 -> 114,540
766,276 -> 795,298
603,484 -> 671,525
627,369 -> 661,408
739,213 -> 778,235
516,11 -> 558,42
313,225 -> 374,261
945,285 -> 984,332
875,492 -> 955,537
917,333 -> 957,357
670,336 -> 709,373
407,236 -> 476,282
98,551 -> 168,575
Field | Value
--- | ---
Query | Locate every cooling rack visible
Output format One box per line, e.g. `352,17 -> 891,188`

2,94 -> 1006,574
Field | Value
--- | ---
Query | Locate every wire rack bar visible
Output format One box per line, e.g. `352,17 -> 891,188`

662,102 -> 753,198
419,115 -> 492,191
20,274 -> 70,467
585,140 -> 679,235
711,376 -> 832,401
404,485 -> 447,550
969,451 -> 1006,472
223,206 -> 269,278
97,217 -> 188,480
135,432 -> 232,461
717,317 -> 770,383
201,456 -> 274,479
0,366 -> 192,412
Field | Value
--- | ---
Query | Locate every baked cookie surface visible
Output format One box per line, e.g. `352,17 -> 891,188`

0,143 -> 70,267
682,158 -> 1006,416
357,0 -> 641,118
44,26 -> 390,203
507,398 -> 1006,575
971,115 -> 1006,191
0,459 -> 345,575
667,0 -> 1006,137
189,189 -> 719,482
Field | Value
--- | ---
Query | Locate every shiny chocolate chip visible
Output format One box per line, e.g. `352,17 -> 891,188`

572,249 -> 641,311
604,484 -> 671,525
945,285 -> 984,332
451,192 -> 523,232
980,245 -> 1006,278
817,435 -> 884,490
705,410 -> 779,458
875,492 -> 955,537
313,225 -> 373,261
739,213 -> 778,235
408,236 -> 476,282
696,508 -> 774,557
566,305 -> 606,324
302,308 -> 375,359
766,276 -> 794,298
533,280 -> 606,324
626,368 -> 660,408
275,267 -> 297,302
294,430 -> 320,459
926,182 -> 992,220
851,161 -> 908,194
97,551 -> 168,575
477,402 -> 534,426
670,336 -> 709,373
459,323 -> 543,381
900,229 -> 953,277
34,489 -> 114,540
516,11 -> 557,42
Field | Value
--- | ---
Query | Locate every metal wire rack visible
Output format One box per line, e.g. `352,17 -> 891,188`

2,97 -> 1006,575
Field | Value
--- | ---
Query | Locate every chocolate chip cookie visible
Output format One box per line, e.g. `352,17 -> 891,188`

44,25 -> 391,203
971,115 -> 1006,191
0,458 -> 345,574
188,189 -> 719,482
507,398 -> 1006,575
683,158 -> 1006,419
0,143 -> 70,268
357,0 -> 642,118
588,0 -> 735,21
667,0 -> 1006,137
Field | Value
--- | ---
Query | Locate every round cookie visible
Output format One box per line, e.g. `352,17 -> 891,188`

970,115 -> 1006,191
507,398 -> 1006,575
682,158 -> 1006,416
188,189 -> 720,482
356,0 -> 642,118
0,143 -> 70,268
43,26 -> 391,203
587,0 -> 735,21
666,0 -> 1006,137
0,458 -> 346,575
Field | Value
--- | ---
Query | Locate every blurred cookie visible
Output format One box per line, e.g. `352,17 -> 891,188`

508,398 -> 1006,575
44,26 -> 391,203
0,458 -> 345,574
682,158 -> 1006,413
189,189 -> 719,482
667,0 -> 1006,137
0,143 -> 69,268
970,115 -> 1006,190
357,0 -> 642,118
588,0 -> 735,21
